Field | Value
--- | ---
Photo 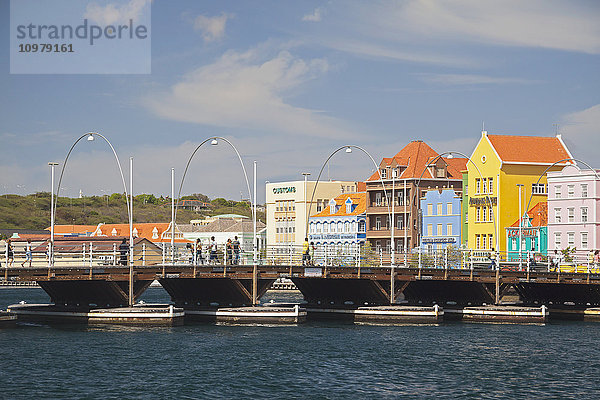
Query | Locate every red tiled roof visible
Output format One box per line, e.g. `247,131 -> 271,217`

367,140 -> 464,181
487,134 -> 572,164
510,202 -> 547,228
311,192 -> 366,218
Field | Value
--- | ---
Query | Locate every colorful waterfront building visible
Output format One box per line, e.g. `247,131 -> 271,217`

419,188 -> 462,253
308,192 -> 367,260
466,131 -> 572,255
506,202 -> 548,261
461,171 -> 469,247
547,164 -> 600,261
365,140 -> 466,256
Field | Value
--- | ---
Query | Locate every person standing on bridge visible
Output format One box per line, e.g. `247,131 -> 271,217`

226,238 -> 233,265
6,239 -> 14,268
232,236 -> 240,265
21,239 -> 32,268
195,239 -> 204,265
119,238 -> 128,266
209,236 -> 218,265
302,238 -> 310,266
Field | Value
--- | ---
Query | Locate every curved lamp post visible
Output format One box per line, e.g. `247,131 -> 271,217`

306,145 -> 396,304
52,132 -> 133,305
175,136 -> 257,304
413,151 -> 498,263
523,158 -> 599,267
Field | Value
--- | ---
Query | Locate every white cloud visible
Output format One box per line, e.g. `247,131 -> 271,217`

417,73 -> 541,86
560,104 -> 600,166
307,0 -> 600,67
143,46 -> 357,139
392,0 -> 600,54
302,7 -> 323,22
193,13 -> 231,42
84,0 -> 150,25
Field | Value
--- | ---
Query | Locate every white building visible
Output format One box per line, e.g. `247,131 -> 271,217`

266,180 -> 360,253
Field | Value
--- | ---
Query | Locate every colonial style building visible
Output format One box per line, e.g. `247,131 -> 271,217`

466,131 -> 572,254
365,140 -> 466,258
419,188 -> 462,253
506,202 -> 548,261
308,192 -> 366,263
265,179 -> 359,253
547,164 -> 600,260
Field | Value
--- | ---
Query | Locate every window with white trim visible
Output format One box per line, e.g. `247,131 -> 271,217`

568,232 -> 575,247
488,178 -> 494,195
581,232 -> 588,249
427,203 -> 433,216
568,208 -> 575,223
427,224 -> 433,236
475,179 -> 481,194
555,208 -> 561,223
555,185 -> 562,199
447,203 -> 452,215
437,224 -> 443,236
437,203 -> 442,215
582,184 -> 588,198
447,224 -> 452,236
554,232 -> 561,248
568,185 -> 575,198
582,207 -> 588,223
380,169 -> 387,179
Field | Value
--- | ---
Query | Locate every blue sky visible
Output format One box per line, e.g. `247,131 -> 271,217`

1,0 -> 599,203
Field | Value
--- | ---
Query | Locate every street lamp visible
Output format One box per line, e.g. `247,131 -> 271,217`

414,151 -> 498,262
524,158 -> 599,268
517,184 -> 524,269
53,132 -> 133,304
307,145 -> 396,304
176,136 -> 256,303
48,162 -> 59,268
302,172 -> 311,247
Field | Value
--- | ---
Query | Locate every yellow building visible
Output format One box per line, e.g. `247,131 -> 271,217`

467,131 -> 572,254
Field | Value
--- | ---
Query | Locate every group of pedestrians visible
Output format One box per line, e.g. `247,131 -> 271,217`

1,239 -> 32,268
188,236 -> 242,265
302,238 -> 316,266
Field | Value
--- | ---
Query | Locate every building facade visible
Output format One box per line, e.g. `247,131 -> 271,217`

265,180 -> 359,253
365,140 -> 466,257
419,188 -> 462,252
547,165 -> 600,260
506,202 -> 548,261
308,192 -> 366,263
466,131 -> 572,254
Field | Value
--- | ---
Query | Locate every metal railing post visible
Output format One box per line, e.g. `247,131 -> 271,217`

113,243 -> 117,266
89,242 -> 93,269
142,243 -> 146,266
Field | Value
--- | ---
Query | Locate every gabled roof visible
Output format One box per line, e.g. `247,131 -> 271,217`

311,192 -> 366,218
509,202 -> 548,228
486,134 -> 572,165
367,140 -> 465,181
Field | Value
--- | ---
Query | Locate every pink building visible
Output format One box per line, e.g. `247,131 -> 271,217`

547,165 -> 600,261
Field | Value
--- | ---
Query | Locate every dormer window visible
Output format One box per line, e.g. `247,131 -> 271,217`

329,198 -> 337,214
380,168 -> 387,179
132,228 -> 139,238
345,198 -> 353,214
111,228 -> 117,236
152,227 -> 159,239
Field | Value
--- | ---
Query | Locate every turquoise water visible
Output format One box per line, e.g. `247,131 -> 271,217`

1,287 -> 598,399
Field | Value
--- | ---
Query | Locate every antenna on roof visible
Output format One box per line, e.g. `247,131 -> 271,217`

553,123 -> 559,135
482,121 -> 487,135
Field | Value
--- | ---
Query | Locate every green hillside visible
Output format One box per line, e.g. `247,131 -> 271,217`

0,192 -> 263,230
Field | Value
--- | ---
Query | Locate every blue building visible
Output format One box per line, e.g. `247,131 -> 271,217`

419,188 -> 462,253
308,192 -> 366,263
